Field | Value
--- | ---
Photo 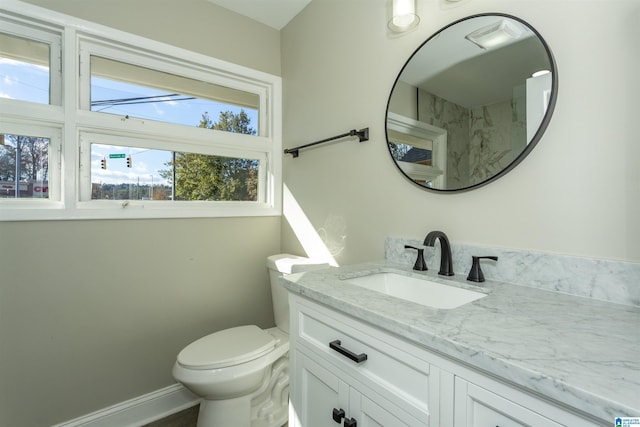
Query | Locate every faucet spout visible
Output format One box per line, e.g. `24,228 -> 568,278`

423,231 -> 454,276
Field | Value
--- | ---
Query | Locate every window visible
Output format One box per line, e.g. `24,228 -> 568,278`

79,133 -> 266,204
386,113 -> 447,189
89,144 -> 260,202
0,4 -> 281,220
89,56 -> 260,132
0,14 -> 63,218
0,20 -> 62,105
0,133 -> 50,198
0,122 -> 61,206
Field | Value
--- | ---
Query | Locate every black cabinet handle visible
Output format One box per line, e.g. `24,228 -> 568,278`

329,340 -> 368,363
344,417 -> 358,427
332,408 -> 345,423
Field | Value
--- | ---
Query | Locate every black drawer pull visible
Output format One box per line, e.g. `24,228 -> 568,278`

329,339 -> 368,363
344,417 -> 358,427
332,408 -> 345,423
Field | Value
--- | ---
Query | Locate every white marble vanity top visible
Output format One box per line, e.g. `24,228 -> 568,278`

281,261 -> 640,423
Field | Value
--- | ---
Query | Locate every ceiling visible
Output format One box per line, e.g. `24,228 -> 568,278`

206,0 -> 312,30
399,16 -> 548,108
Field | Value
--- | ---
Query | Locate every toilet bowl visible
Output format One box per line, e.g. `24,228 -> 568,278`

172,254 -> 329,427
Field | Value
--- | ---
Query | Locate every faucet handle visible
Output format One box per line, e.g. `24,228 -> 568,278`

404,245 -> 427,271
467,256 -> 498,282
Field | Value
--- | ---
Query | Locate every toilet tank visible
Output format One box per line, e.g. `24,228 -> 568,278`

267,254 -> 329,333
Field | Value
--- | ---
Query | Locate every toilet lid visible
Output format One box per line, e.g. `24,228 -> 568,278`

177,325 -> 276,370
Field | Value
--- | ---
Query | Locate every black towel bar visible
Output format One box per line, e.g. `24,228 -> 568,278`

284,127 -> 369,158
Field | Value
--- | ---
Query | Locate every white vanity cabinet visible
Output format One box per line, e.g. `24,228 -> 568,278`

288,294 -> 605,427
289,295 -> 448,427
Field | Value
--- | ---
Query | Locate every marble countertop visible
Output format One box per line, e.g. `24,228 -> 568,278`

281,261 -> 640,423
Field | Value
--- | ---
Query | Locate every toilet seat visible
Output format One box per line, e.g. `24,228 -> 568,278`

177,325 -> 276,370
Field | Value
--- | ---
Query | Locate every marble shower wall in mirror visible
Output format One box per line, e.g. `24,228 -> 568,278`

418,89 -> 526,189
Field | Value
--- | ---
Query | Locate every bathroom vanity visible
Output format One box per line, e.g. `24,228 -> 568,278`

282,262 -> 640,427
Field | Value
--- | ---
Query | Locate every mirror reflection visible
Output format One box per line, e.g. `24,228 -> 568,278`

386,14 -> 557,191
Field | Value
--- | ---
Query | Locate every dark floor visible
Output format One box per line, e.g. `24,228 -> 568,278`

143,405 -> 288,427
142,405 -> 199,427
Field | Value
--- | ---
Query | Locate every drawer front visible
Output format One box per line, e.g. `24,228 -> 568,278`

455,378 -> 563,427
294,298 -> 432,417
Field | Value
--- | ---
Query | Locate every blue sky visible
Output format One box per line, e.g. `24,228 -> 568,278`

1,58 -> 258,187
0,57 -> 49,103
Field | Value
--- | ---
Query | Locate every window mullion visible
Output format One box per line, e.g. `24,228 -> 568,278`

63,26 -> 79,210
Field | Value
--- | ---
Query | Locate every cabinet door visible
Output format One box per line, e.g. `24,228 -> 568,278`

454,378 -> 562,427
291,349 -> 349,427
350,388 -> 427,427
291,348 -> 428,427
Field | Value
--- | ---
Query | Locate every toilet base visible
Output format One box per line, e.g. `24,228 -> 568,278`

197,395 -> 252,427
195,354 -> 289,427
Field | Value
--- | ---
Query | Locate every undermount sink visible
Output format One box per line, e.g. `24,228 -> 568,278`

345,272 -> 486,309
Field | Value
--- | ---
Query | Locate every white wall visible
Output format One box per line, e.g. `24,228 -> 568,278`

281,0 -> 640,264
0,2 -> 282,426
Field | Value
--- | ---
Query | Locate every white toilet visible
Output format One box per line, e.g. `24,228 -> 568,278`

172,254 -> 329,427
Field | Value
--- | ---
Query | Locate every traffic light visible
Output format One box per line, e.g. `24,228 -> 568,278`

126,156 -> 132,168
101,158 -> 107,169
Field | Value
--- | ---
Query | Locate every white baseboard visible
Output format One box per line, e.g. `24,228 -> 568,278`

52,383 -> 201,427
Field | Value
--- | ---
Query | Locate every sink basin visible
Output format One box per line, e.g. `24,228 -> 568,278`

345,272 -> 486,309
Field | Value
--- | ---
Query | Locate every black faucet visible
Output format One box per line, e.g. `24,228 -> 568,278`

423,231 -> 454,276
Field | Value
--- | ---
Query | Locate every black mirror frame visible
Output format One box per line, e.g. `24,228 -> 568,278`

385,13 -> 558,193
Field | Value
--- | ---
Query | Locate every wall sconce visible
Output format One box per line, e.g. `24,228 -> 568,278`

388,0 -> 419,32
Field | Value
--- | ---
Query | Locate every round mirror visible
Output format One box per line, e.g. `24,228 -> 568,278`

386,13 -> 557,192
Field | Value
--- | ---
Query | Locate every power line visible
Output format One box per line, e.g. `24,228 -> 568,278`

90,93 -> 195,107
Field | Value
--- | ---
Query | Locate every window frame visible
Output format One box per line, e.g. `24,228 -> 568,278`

0,1 -> 282,221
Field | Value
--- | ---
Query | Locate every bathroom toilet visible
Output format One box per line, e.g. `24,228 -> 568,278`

172,254 -> 329,427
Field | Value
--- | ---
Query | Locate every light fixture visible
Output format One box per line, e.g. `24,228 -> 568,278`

465,19 -> 522,50
532,69 -> 551,78
388,0 -> 419,32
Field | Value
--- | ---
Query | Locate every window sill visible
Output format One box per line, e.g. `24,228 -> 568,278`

0,201 -> 280,221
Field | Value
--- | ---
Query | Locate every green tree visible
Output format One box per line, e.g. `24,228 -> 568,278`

0,135 -> 49,181
388,142 -> 411,160
160,110 -> 258,201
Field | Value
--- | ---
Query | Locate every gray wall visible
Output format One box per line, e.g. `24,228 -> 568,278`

22,0 -> 281,76
1,2 -> 282,426
281,0 -> 640,264
0,218 -> 281,425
